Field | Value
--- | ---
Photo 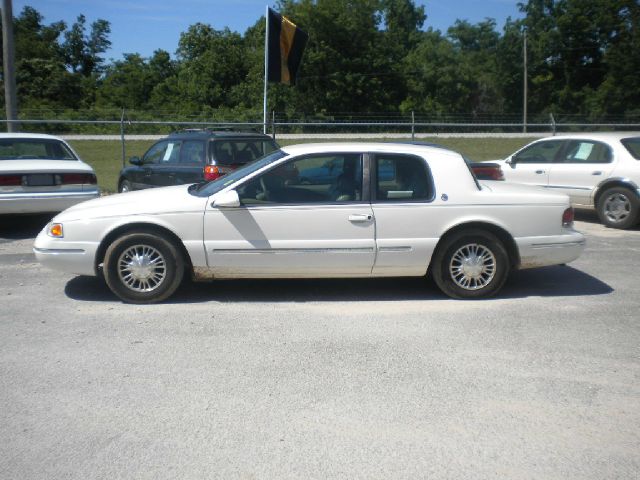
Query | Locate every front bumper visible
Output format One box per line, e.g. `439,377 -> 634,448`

33,230 -> 100,277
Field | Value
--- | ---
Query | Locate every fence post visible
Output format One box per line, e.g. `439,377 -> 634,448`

550,113 -> 556,136
271,111 -> 276,140
120,108 -> 126,168
411,111 -> 415,140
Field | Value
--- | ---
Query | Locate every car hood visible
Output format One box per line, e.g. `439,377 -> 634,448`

0,159 -> 95,173
479,180 -> 569,204
54,184 -> 208,221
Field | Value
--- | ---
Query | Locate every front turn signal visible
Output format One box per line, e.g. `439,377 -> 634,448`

48,223 -> 64,238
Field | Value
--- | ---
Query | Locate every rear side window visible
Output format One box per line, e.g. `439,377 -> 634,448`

375,154 -> 433,202
621,137 -> 640,160
561,140 -> 612,164
513,140 -> 563,164
180,140 -> 205,164
212,139 -> 278,165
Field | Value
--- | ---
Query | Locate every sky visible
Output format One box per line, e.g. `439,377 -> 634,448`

14,0 -> 524,61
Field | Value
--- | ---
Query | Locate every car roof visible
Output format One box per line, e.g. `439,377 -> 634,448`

280,142 -> 461,159
0,132 -> 66,141
536,132 -> 640,142
167,130 -> 275,140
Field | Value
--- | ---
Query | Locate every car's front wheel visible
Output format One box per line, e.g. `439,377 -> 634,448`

432,229 -> 510,299
119,179 -> 132,193
103,232 -> 184,304
596,187 -> 639,229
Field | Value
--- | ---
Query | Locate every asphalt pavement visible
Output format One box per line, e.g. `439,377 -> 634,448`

0,212 -> 638,479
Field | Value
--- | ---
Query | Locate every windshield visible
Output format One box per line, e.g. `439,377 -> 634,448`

190,149 -> 287,197
0,139 -> 77,160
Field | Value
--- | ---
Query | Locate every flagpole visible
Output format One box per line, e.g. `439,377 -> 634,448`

263,5 -> 269,134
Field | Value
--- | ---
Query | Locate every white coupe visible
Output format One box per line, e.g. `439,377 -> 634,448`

34,143 -> 585,303
0,133 -> 100,214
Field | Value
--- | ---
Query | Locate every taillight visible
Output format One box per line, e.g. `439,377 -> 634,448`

562,207 -> 574,227
59,173 -> 97,185
0,175 -> 22,186
204,165 -> 231,181
472,166 -> 504,180
204,165 -> 221,181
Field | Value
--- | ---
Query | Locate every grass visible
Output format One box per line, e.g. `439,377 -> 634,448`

68,137 -> 535,194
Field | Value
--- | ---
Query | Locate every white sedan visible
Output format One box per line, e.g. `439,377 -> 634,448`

34,143 -> 585,303
494,133 -> 640,229
0,133 -> 100,214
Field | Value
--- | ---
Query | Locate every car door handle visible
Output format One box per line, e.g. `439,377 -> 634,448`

535,170 -> 545,174
592,171 -> 602,175
348,214 -> 372,223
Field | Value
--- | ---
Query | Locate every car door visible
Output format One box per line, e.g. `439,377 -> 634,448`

370,153 -> 437,276
172,140 -> 206,185
133,140 -> 173,189
203,152 -> 375,276
503,139 -> 564,187
547,139 -> 615,206
148,139 -> 183,187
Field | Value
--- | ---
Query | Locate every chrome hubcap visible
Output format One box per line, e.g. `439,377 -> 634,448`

117,244 -> 166,292
604,193 -> 630,222
449,243 -> 496,290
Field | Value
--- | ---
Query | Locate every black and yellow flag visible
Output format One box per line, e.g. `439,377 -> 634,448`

267,8 -> 308,85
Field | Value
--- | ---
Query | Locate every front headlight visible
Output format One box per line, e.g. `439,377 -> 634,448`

47,223 -> 64,238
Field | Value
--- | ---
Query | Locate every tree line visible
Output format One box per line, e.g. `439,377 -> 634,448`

1,0 -> 638,125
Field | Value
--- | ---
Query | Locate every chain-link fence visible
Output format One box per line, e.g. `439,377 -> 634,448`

3,111 -> 640,138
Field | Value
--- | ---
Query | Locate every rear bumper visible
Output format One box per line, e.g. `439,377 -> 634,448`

516,230 -> 586,269
0,190 -> 100,214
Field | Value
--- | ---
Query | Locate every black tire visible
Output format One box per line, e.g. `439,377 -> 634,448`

103,232 -> 184,304
596,187 -> 640,229
119,179 -> 132,193
431,229 -> 510,299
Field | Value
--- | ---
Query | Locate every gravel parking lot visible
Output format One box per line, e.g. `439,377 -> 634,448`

1,212 -> 639,479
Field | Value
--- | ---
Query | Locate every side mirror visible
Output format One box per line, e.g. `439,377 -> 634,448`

129,156 -> 142,166
212,189 -> 240,208
506,156 -> 515,166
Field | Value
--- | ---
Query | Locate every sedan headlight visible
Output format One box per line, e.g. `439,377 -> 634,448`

47,223 -> 64,238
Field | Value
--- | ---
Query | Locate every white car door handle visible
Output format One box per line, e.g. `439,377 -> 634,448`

348,214 -> 372,223
535,170 -> 545,174
592,171 -> 602,175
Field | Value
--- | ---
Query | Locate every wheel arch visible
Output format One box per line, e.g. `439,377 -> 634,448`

95,222 -> 194,275
432,221 -> 520,269
593,178 -> 640,206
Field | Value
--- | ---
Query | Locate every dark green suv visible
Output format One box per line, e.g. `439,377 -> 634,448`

117,130 -> 279,192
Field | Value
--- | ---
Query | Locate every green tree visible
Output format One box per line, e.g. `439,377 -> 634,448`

63,14 -> 111,76
175,24 -> 248,112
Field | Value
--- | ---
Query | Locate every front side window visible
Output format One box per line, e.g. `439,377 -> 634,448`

375,154 -> 432,202
143,140 -> 181,165
513,140 -> 563,164
237,153 -> 363,205
0,139 -> 76,160
561,140 -> 612,164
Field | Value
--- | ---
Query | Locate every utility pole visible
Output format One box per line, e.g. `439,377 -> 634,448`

1,0 -> 18,132
523,29 -> 528,134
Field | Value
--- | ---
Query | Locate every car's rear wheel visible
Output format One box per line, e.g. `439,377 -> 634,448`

432,229 -> 509,299
103,232 -> 184,304
596,187 -> 639,229
119,179 -> 132,193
